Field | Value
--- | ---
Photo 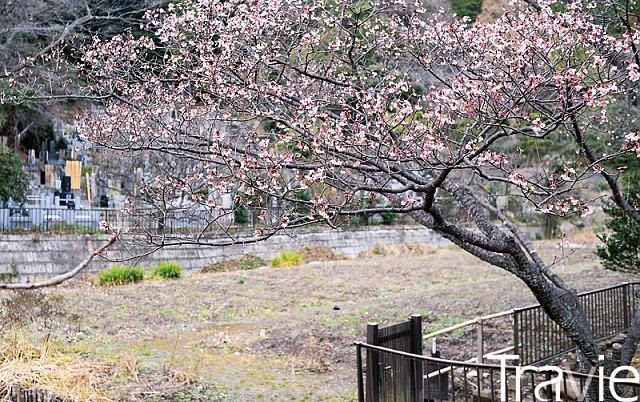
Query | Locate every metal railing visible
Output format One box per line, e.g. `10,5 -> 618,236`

356,342 -> 640,402
0,207 -> 105,233
0,205 -> 414,235
514,283 -> 638,365
0,207 -> 249,234
422,282 -> 639,368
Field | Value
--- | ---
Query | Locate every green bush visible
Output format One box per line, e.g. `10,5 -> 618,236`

234,205 -> 249,225
451,0 -> 483,20
381,212 -> 397,225
152,261 -> 183,279
97,265 -> 144,286
269,250 -> 303,267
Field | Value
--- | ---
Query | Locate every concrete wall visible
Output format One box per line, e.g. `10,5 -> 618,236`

0,226 -> 449,281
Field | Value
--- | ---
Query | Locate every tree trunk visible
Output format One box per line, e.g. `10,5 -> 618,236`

1,105 -> 19,150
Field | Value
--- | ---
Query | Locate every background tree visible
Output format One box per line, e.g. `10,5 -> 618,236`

0,144 -> 30,205
597,171 -> 640,272
0,0 -> 165,151
9,0 -> 640,379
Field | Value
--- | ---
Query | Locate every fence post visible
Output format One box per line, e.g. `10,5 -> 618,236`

624,283 -> 631,330
410,315 -> 424,401
366,323 -> 380,402
356,343 -> 366,402
513,311 -> 519,362
476,317 -> 485,394
10,384 -> 19,402
477,317 -> 484,364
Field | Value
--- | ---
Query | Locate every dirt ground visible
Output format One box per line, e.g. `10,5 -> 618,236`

0,238 -> 634,401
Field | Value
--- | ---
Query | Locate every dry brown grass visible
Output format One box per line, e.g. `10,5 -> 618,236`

0,333 -> 113,401
358,241 -> 439,258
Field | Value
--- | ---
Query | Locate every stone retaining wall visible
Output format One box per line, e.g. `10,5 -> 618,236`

0,226 -> 450,280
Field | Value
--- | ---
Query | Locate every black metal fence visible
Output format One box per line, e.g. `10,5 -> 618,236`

514,283 -> 638,365
0,206 -> 342,234
366,316 -> 423,402
0,205 -> 412,235
420,283 -> 640,368
0,207 -> 110,233
356,342 -> 640,402
0,207 -> 248,234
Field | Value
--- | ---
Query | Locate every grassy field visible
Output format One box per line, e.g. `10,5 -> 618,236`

0,239 -> 632,401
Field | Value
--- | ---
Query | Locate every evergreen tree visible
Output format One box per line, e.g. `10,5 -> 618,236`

597,172 -> 640,272
0,145 -> 29,204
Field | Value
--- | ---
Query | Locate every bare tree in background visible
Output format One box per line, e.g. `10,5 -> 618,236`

0,0 -> 165,149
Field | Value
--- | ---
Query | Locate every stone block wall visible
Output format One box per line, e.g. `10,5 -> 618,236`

0,226 -> 449,280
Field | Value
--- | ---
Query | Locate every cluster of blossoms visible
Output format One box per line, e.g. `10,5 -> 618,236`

541,197 -> 593,217
623,132 -> 640,157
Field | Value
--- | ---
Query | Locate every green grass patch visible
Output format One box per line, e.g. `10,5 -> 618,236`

96,265 -> 144,286
152,261 -> 183,279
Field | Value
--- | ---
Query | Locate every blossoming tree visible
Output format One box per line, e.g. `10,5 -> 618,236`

67,0 -> 640,373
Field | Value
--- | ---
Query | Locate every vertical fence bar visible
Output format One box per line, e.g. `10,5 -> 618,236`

535,307 -> 541,363
366,323 -> 380,402
513,311 -> 519,362
624,283 -> 631,329
476,317 -> 484,364
595,291 -> 601,336
410,315 -> 424,402
356,343 -> 365,402
529,308 -> 535,364
523,309 -> 528,365
545,306 -> 551,362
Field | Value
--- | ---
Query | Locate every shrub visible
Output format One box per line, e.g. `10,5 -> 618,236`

97,265 -> 144,286
234,205 -> 249,225
381,212 -> 397,225
152,261 -> 183,279
269,250 -> 303,267
358,242 -> 435,258
596,171 -> 640,272
451,0 -> 483,20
